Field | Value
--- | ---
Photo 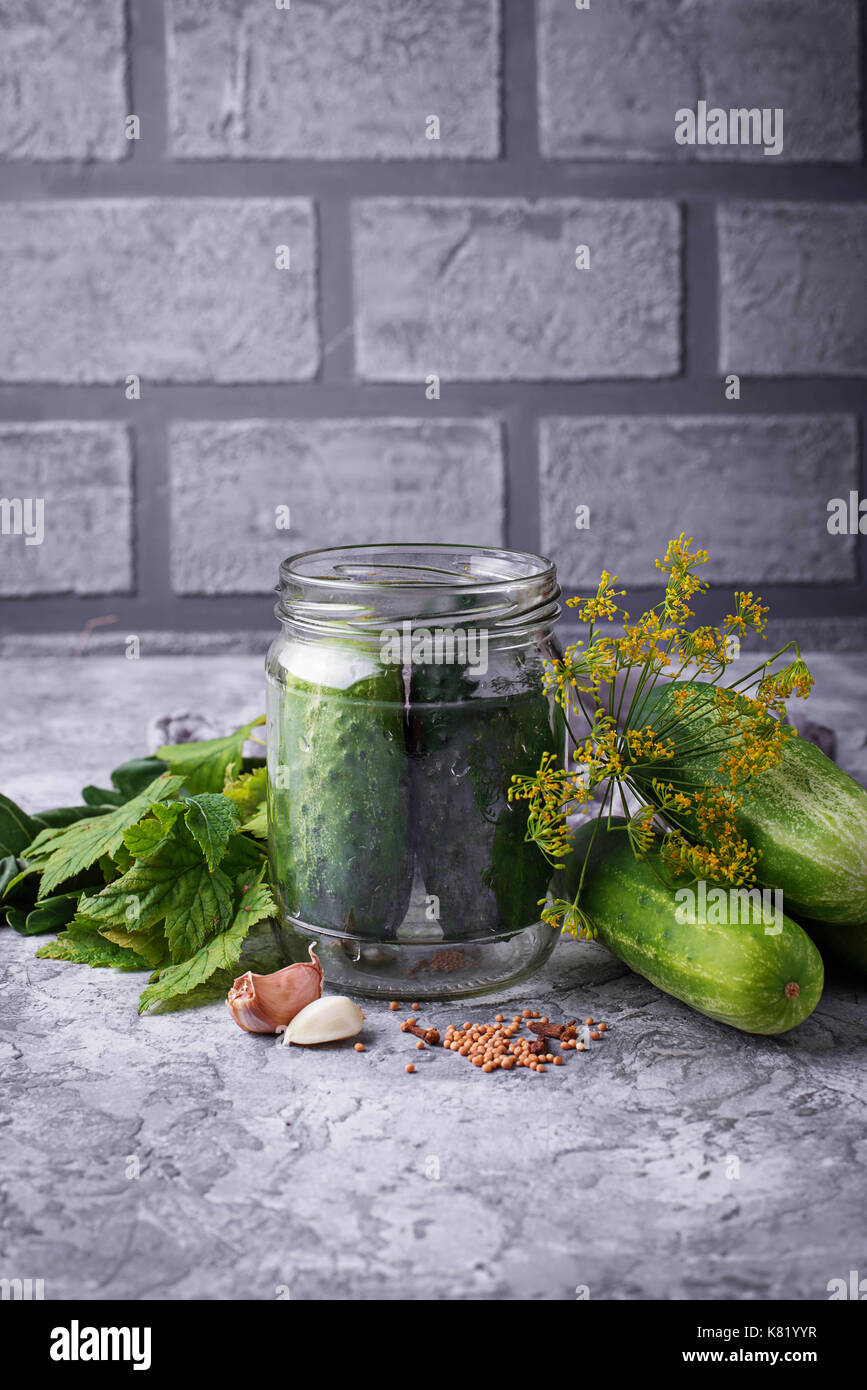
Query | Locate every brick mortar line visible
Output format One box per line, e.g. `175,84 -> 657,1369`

502,411 -> 539,555
130,411 -> 173,614
127,0 -> 168,166
683,201 -> 719,380
502,0 -> 537,163
1,387 -> 866,414
317,195 -> 355,385
0,170 -> 864,201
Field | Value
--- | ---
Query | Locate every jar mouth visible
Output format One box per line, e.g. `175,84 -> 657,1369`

276,543 -> 560,636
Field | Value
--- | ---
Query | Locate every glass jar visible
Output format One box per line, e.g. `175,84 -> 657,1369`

266,544 -> 563,999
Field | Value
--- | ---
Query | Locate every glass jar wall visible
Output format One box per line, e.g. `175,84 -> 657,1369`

266,544 -> 563,998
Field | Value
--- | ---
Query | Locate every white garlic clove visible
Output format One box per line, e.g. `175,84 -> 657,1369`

226,942 -> 323,1034
281,995 -> 365,1046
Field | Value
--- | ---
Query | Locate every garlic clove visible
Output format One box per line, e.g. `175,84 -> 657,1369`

226,942 -> 323,1034
281,995 -> 365,1046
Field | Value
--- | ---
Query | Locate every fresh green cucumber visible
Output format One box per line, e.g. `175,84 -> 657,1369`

409,663 -> 553,936
634,681 -> 867,927
267,642 -> 413,937
562,819 -> 824,1034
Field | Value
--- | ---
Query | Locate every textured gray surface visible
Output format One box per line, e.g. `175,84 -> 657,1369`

0,200 -> 319,383
0,425 -> 133,596
0,0 -> 129,161
719,203 -> 867,377
540,416 -> 860,587
537,0 -> 862,163
353,198 -> 682,380
169,420 -> 506,594
166,0 -> 502,159
1,654 -> 865,1301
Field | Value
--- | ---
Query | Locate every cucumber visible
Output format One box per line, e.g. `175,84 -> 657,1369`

562,819 -> 824,1034
409,662 -> 554,936
805,921 -> 867,977
634,681 -> 867,927
267,642 -> 413,938
491,798 -> 552,931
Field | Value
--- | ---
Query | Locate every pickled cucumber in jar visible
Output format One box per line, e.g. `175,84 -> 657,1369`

267,641 -> 413,938
409,659 -> 554,937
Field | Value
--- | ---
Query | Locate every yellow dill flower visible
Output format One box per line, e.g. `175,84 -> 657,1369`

677,624 -> 732,673
757,659 -> 815,704
569,570 -> 626,624
650,779 -> 692,814
541,896 -> 597,940
656,533 -> 711,583
655,533 -> 710,627
509,752 -> 590,862
617,612 -> 677,669
660,827 -> 759,887
626,805 -> 656,856
725,591 -> 770,638
625,725 -> 675,762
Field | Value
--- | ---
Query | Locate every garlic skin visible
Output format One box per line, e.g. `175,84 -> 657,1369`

281,995 -> 365,1046
226,943 -> 323,1034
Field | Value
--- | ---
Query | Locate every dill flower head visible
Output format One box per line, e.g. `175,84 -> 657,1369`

567,570 -> 626,625
509,751 -> 592,863
515,535 -> 813,936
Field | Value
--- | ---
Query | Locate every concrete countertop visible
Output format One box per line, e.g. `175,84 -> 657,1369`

1,654 -> 865,1301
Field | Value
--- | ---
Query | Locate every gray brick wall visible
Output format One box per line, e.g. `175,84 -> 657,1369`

0,200 -> 319,382
0,424 -> 132,596
166,0 -> 502,159
169,419 -> 505,593
719,203 -> 867,376
353,199 -> 682,380
0,0 -> 864,651
0,0 -> 130,162
540,416 -> 859,585
537,0 -> 862,163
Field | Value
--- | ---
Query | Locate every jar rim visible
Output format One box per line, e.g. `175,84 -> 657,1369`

279,542 -> 555,591
275,543 -> 560,638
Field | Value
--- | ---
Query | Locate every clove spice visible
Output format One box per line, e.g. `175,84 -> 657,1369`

400,1020 -> 441,1045
527,1018 -> 578,1043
